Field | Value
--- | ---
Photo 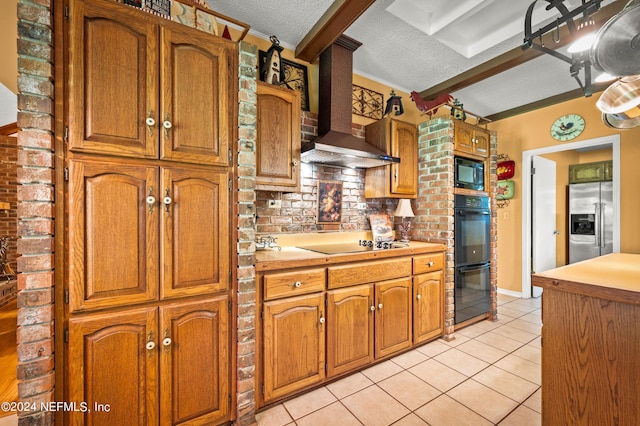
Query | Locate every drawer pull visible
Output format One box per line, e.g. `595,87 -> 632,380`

289,281 -> 303,288
426,261 -> 434,267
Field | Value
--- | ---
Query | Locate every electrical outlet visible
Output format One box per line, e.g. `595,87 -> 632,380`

268,199 -> 281,208
357,203 -> 367,210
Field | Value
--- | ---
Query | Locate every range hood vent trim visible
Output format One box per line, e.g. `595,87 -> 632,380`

303,35 -> 401,169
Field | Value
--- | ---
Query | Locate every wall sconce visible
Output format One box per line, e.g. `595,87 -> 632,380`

384,90 -> 404,116
394,199 -> 415,243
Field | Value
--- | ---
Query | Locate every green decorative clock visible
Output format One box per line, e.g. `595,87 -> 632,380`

550,114 -> 585,141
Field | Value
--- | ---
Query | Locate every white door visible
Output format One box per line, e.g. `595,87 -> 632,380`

531,156 -> 557,297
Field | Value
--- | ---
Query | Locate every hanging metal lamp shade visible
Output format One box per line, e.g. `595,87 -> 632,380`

598,76 -> 640,128
590,0 -> 640,77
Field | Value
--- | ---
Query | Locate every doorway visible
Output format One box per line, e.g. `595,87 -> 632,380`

521,135 -> 621,298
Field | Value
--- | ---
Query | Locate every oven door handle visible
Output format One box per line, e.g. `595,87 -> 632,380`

458,263 -> 491,272
456,210 -> 490,216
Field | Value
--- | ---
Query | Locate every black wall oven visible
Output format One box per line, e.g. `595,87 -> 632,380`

454,194 -> 491,324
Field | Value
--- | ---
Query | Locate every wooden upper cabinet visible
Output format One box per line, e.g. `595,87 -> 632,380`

365,117 -> 418,198
68,0 -> 159,158
255,81 -> 301,192
454,121 -> 490,158
68,0 -> 236,165
68,159 -> 160,312
68,307 -> 158,426
160,167 -> 229,298
159,297 -> 229,426
159,26 -> 234,165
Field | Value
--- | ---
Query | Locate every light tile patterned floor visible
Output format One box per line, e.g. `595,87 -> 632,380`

256,294 -> 542,426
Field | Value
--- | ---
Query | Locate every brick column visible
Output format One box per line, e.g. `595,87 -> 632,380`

414,118 -> 456,338
236,40 -> 258,426
15,0 -> 56,424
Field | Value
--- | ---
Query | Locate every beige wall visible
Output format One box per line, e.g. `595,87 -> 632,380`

489,94 -> 640,293
0,0 -> 18,93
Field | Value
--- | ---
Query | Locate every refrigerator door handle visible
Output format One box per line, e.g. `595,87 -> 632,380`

600,202 -> 606,251
594,202 -> 600,248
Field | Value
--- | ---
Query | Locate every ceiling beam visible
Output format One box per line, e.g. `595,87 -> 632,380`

295,0 -> 376,63
486,81 -> 611,121
419,0 -> 627,101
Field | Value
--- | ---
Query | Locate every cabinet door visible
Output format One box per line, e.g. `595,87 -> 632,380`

454,123 -> 474,154
263,293 -> 325,402
326,285 -> 374,377
473,128 -> 490,157
413,271 -> 444,344
68,160 -> 159,312
160,25 -> 236,166
68,307 -> 158,426
255,81 -> 301,191
390,120 -> 417,196
160,167 -> 229,298
375,278 -> 412,358
68,0 -> 159,158
159,297 -> 229,425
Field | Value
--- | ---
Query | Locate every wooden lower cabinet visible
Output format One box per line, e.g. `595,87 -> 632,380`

326,285 -> 374,376
258,252 -> 444,407
67,297 -> 229,426
262,293 -> 325,402
375,278 -> 412,358
413,272 -> 444,344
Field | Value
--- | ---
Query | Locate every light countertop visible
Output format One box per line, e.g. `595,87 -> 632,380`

531,253 -> 640,304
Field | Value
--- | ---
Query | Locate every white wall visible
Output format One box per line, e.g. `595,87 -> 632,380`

0,82 -> 17,126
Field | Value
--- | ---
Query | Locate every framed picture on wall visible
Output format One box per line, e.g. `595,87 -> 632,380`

317,181 -> 342,224
258,51 -> 310,111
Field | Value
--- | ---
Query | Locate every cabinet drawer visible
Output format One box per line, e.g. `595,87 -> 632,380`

328,259 -> 412,289
413,253 -> 444,274
263,269 -> 326,300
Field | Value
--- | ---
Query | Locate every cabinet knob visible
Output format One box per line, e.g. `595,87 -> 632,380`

289,281 -> 303,288
370,305 -> 375,312
378,303 -> 383,310
146,187 -> 156,214
162,337 -> 172,347
146,341 -> 156,351
319,317 -> 325,324
163,113 -> 172,138
416,294 -> 421,300
146,111 -> 156,136
426,261 -> 434,267
163,188 -> 172,213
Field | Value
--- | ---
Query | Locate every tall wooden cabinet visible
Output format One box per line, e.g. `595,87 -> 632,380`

63,0 -> 236,424
364,117 -> 418,198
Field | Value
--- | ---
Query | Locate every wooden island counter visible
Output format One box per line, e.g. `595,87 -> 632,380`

532,253 -> 640,425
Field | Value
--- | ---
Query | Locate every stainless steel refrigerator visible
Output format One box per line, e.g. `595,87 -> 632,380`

568,181 -> 613,263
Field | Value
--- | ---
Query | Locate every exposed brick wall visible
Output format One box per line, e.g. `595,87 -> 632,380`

0,135 -> 18,277
16,0 -> 55,424
414,118 -> 498,338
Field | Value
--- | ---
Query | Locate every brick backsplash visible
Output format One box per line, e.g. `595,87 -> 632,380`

256,111 -> 398,235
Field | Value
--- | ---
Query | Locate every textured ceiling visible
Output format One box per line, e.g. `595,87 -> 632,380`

207,0 -> 618,119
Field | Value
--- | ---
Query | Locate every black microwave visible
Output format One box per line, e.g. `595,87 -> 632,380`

454,157 -> 484,190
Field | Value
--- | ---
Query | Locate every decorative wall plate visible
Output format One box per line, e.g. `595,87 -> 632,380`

496,180 -> 515,200
497,160 -> 515,180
